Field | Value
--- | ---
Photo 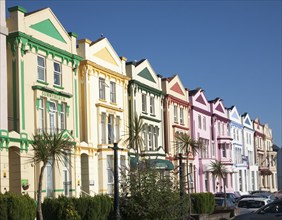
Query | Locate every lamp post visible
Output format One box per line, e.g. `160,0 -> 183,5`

179,153 -> 184,220
109,143 -> 122,220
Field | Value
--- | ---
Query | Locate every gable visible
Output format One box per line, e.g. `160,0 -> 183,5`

30,19 -> 66,43
171,82 -> 184,95
231,111 -> 239,120
195,94 -> 206,105
93,47 -> 118,66
215,103 -> 224,113
137,67 -> 156,83
245,117 -> 251,126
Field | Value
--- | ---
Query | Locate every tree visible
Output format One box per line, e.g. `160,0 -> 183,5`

209,160 -> 228,207
175,133 -> 204,218
31,131 -> 73,220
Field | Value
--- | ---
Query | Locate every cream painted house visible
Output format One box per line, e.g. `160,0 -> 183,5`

77,37 -> 129,195
3,6 -> 81,198
126,59 -> 173,171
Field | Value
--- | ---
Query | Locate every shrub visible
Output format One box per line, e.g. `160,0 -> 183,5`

191,192 -> 215,214
0,192 -> 36,220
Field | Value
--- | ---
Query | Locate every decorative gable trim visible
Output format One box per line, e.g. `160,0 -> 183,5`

171,82 -> 184,95
137,67 -> 156,83
215,103 -> 225,113
195,94 -> 206,105
30,19 -> 66,43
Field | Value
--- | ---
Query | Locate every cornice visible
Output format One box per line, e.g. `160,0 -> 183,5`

95,102 -> 124,112
129,80 -> 164,97
80,60 -> 130,82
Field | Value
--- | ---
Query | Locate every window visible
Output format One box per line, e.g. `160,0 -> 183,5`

142,126 -> 147,150
174,105 -> 178,123
154,127 -> 158,150
38,98 -> 45,132
150,97 -> 155,115
199,138 -> 209,158
101,113 -> 106,143
222,143 -> 226,157
46,159 -> 53,198
63,153 -> 71,197
108,115 -> 114,144
205,172 -> 209,192
203,116 -> 206,131
198,115 -> 202,129
37,56 -> 46,81
115,116 -> 120,142
99,78 -> 106,100
217,122 -> 221,136
120,155 -> 126,184
148,126 -> 152,150
142,94 -> 147,113
211,142 -> 215,157
49,102 -> 57,134
107,155 -> 114,194
60,103 -> 66,130
54,62 -> 62,86
180,108 -> 184,124
110,82 -> 116,103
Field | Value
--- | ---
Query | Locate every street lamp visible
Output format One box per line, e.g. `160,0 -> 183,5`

108,143 -> 122,220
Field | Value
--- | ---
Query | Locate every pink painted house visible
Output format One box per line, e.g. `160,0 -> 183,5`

209,98 -> 234,193
189,88 -> 212,193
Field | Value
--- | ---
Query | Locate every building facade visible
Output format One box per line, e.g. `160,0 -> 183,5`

241,113 -> 258,192
126,59 -> 172,170
4,6 -> 81,198
162,75 -> 191,189
209,98 -> 234,193
77,37 -> 129,195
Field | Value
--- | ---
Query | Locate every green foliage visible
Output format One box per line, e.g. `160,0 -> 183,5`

0,192 -> 36,220
42,195 -> 112,220
191,192 -> 215,214
119,162 -> 186,220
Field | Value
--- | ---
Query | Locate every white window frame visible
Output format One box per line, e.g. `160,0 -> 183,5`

38,98 -> 45,132
60,103 -> 66,131
142,93 -> 147,113
115,116 -> 120,142
174,105 -> 178,123
150,96 -> 155,115
110,81 -> 116,103
49,101 -> 57,134
198,115 -> 202,129
180,108 -> 184,124
108,114 -> 114,144
148,126 -> 152,151
99,78 -> 106,100
54,61 -> 62,86
37,55 -> 46,82
107,155 -> 114,195
101,113 -> 106,144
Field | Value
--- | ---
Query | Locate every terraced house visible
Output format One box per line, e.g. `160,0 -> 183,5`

77,37 -> 129,195
162,75 -> 191,189
3,6 -> 81,198
126,59 -> 173,171
241,112 -> 258,192
254,118 -> 277,192
209,98 -> 234,193
189,88 -> 212,193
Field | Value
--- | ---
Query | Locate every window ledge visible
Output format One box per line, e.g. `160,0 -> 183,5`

37,80 -> 48,85
142,112 -> 148,115
99,98 -> 107,102
53,85 -> 64,90
110,102 -> 117,105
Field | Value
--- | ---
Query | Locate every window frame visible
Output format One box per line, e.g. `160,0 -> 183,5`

110,81 -> 116,103
99,78 -> 106,100
54,61 -> 62,86
37,55 -> 46,82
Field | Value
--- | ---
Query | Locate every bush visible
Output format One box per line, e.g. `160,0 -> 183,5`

42,195 -> 113,220
0,192 -> 36,220
191,192 -> 215,214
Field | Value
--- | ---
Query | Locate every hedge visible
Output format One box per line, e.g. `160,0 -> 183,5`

42,195 -> 112,220
0,192 -> 36,220
191,192 -> 215,214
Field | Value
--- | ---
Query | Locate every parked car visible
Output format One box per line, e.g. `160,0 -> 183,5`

215,197 -> 240,217
252,192 -> 277,201
250,190 -> 270,195
274,190 -> 282,199
231,198 -> 282,220
237,197 -> 272,215
215,192 -> 240,203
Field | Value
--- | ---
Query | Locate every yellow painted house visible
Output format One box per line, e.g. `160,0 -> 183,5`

2,6 -> 81,198
76,37 -> 130,195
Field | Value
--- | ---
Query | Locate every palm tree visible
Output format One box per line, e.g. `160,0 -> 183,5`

125,114 -> 145,163
175,133 -> 204,218
209,160 -> 228,207
31,131 -> 73,220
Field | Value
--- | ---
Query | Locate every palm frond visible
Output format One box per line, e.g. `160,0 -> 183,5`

209,160 -> 228,179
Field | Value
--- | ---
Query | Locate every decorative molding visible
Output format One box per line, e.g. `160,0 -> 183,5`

95,102 -> 124,112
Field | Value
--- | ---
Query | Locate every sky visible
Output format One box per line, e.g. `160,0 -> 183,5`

5,0 -> 282,146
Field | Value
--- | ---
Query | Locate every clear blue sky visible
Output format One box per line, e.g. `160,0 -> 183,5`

6,0 -> 282,146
